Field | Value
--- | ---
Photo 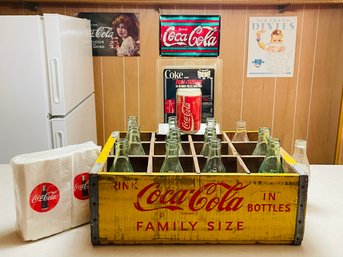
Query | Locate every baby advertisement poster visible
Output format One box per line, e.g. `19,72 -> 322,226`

247,17 -> 297,77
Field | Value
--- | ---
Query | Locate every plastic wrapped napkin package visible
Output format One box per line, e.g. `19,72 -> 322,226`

10,141 -> 100,241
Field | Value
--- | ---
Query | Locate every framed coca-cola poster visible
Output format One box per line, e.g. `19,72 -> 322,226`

163,68 -> 215,123
78,12 -> 140,56
160,15 -> 220,57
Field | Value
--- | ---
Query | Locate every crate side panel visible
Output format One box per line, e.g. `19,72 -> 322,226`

97,174 -> 299,244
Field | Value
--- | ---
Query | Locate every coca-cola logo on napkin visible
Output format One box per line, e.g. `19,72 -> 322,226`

160,15 -> 220,57
29,183 -> 60,213
74,172 -> 89,200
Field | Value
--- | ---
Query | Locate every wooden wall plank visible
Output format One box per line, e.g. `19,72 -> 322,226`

102,57 -> 125,134
273,7 -> 304,153
124,57 -> 140,119
307,6 -> 343,163
242,7 -> 276,132
293,6 -> 318,147
138,6 -> 159,131
220,6 -> 247,130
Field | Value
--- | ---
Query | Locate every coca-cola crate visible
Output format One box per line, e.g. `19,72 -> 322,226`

89,131 -> 308,245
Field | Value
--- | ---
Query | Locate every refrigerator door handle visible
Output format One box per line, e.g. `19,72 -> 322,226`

51,57 -> 61,104
55,130 -> 65,148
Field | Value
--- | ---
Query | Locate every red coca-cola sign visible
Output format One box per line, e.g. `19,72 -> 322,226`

176,88 -> 202,133
160,15 -> 220,57
29,183 -> 60,213
134,182 -> 250,212
74,172 -> 89,200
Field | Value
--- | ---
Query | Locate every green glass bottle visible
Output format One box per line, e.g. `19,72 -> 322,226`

109,139 -> 134,172
128,125 -> 145,155
232,120 -> 249,142
206,117 -> 216,129
200,126 -> 217,157
252,127 -> 271,155
126,115 -> 138,140
166,116 -> 177,140
202,138 -> 226,173
160,139 -> 183,173
258,137 -> 284,173
292,139 -> 310,176
168,127 -> 185,155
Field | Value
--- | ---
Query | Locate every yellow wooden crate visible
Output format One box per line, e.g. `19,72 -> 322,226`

89,131 -> 308,245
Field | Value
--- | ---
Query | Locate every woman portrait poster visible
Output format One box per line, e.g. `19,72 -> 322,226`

78,12 -> 140,57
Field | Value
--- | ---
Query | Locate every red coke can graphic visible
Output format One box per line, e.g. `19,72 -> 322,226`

176,88 -> 202,134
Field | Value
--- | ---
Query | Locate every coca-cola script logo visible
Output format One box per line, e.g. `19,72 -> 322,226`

134,182 -> 250,212
160,15 -> 220,57
177,94 -> 201,132
29,183 -> 60,213
162,26 -> 218,47
74,172 -> 89,200
180,96 -> 192,130
91,26 -> 115,39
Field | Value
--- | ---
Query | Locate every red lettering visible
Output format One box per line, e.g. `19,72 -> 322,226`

134,182 -> 250,212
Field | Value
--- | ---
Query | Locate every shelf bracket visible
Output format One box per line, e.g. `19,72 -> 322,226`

277,3 -> 291,14
22,1 -> 39,12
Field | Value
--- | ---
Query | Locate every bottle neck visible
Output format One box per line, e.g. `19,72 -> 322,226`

208,139 -> 222,158
168,116 -> 177,129
128,127 -> 142,143
206,117 -> 216,129
235,121 -> 247,132
169,128 -> 181,142
204,127 -> 216,143
115,141 -> 129,158
127,116 -> 138,128
266,138 -> 281,157
165,140 -> 179,157
257,127 -> 270,143
293,140 -> 308,157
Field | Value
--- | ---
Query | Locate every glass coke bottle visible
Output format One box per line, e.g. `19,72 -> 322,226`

168,127 -> 185,155
258,137 -> 284,173
252,127 -> 271,155
126,116 -> 138,140
232,120 -> 249,142
202,138 -> 226,173
200,126 -> 217,157
166,116 -> 177,140
160,139 -> 183,173
109,139 -> 134,172
292,139 -> 310,176
127,124 -> 145,155
206,117 -> 216,129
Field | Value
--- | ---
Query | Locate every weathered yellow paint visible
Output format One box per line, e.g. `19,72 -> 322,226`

280,147 -> 297,165
91,131 -> 306,244
96,132 -> 117,164
97,173 -> 299,243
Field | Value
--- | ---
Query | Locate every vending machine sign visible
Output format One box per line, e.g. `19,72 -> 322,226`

163,68 -> 215,123
160,15 -> 220,57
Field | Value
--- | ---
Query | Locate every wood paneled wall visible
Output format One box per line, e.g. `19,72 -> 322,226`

1,3 -> 342,164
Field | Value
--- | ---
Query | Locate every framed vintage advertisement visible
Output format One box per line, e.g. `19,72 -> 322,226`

247,17 -> 297,77
78,12 -> 140,57
163,68 -> 215,123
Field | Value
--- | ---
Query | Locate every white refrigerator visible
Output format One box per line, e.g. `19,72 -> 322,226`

0,14 -> 97,163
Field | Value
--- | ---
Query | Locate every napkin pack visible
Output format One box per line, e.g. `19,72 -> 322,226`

10,141 -> 100,241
